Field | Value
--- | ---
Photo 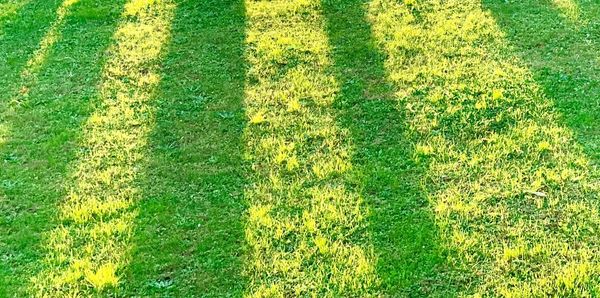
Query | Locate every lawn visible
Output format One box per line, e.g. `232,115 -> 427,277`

0,0 -> 598,297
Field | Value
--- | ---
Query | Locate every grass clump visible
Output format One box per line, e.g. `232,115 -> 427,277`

30,0 -> 175,296
243,0 -> 378,296
368,0 -> 600,296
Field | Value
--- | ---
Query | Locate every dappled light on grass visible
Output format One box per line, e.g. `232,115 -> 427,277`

243,0 -> 378,296
369,0 -> 600,296
30,0 -> 175,296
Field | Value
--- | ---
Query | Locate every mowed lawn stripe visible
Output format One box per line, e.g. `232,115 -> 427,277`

243,0 -> 378,296
369,0 -> 600,295
31,0 -> 175,296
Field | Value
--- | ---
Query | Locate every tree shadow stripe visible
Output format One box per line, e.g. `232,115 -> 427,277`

122,0 -> 248,296
322,0 -> 455,296
0,0 -> 127,296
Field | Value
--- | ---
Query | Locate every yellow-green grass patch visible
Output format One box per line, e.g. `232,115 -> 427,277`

0,0 -> 127,296
30,0 -> 175,296
0,0 -> 28,25
551,0 -> 582,22
243,0 -> 378,296
369,0 -> 600,296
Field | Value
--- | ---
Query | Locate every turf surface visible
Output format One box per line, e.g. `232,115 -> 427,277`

0,0 -> 598,296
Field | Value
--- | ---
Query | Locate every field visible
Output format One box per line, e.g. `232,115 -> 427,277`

0,0 -> 598,297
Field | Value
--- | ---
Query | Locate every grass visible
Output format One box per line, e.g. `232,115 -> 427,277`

368,0 -> 600,295
0,0 -> 125,296
1,0 -> 599,297
242,0 -> 377,296
484,0 -> 600,166
30,0 -> 175,295
120,0 -> 248,296
321,0 -> 452,296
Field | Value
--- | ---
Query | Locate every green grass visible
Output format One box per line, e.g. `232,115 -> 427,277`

484,0 -> 600,165
242,1 -> 377,295
1,0 -> 599,297
322,0 -> 453,296
31,0 -> 175,295
0,0 -> 124,296
368,0 -> 600,295
121,0 -> 247,296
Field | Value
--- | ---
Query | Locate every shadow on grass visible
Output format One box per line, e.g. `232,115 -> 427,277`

0,0 -> 29,35
484,0 -> 600,164
322,1 -> 455,296
122,0 -> 247,296
0,0 -> 62,101
0,0 -> 125,295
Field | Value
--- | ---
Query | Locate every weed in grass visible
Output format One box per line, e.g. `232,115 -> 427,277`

369,0 -> 600,296
30,0 -> 175,296
243,0 -> 377,296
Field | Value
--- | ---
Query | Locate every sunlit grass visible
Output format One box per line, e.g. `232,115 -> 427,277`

0,0 -> 28,21
243,0 -> 378,296
19,0 -> 79,95
369,0 -> 600,296
30,0 -> 175,296
0,0 -> 75,147
551,0 -> 582,22
483,0 -> 600,165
